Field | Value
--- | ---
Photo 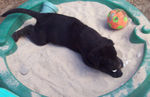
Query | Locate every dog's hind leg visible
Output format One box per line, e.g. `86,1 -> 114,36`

12,25 -> 34,42
12,24 -> 48,46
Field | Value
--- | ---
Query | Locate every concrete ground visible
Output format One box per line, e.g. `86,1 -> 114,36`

0,0 -> 150,22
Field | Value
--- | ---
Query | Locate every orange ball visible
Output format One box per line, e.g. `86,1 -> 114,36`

107,9 -> 128,30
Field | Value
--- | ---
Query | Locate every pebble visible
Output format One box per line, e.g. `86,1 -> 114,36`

123,59 -> 131,67
136,52 -> 142,58
19,65 -> 29,75
125,60 -> 129,64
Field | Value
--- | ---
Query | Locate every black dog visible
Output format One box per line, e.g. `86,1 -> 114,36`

2,8 -> 123,78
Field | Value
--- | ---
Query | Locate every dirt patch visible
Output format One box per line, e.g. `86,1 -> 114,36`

128,0 -> 150,21
0,0 -> 26,23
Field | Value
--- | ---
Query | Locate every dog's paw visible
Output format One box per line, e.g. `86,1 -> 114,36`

12,33 -> 19,42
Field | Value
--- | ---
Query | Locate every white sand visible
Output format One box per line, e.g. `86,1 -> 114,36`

6,1 -> 144,97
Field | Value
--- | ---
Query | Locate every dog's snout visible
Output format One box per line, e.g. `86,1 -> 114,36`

111,69 -> 123,78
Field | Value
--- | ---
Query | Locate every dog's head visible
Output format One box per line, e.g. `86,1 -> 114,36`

87,39 -> 123,78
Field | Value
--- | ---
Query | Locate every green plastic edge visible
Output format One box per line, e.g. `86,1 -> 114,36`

0,88 -> 19,97
0,0 -> 150,97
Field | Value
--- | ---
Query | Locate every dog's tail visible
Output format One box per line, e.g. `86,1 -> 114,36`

1,8 -> 40,19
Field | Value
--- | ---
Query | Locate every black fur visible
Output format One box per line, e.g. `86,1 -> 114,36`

2,8 -> 123,78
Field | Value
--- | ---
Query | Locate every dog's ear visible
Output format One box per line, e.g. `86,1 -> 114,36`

87,46 -> 101,67
87,39 -> 115,66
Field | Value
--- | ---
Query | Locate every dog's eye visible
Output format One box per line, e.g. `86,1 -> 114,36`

112,69 -> 117,72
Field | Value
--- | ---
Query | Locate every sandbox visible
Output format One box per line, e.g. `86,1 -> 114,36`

0,0 -> 150,97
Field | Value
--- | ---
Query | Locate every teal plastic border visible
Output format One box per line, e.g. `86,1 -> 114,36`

0,0 -> 150,97
0,88 -> 19,97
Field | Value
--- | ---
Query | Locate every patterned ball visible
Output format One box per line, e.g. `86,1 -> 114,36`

107,9 -> 128,30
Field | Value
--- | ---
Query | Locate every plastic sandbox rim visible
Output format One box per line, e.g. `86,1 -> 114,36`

0,0 -> 150,97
